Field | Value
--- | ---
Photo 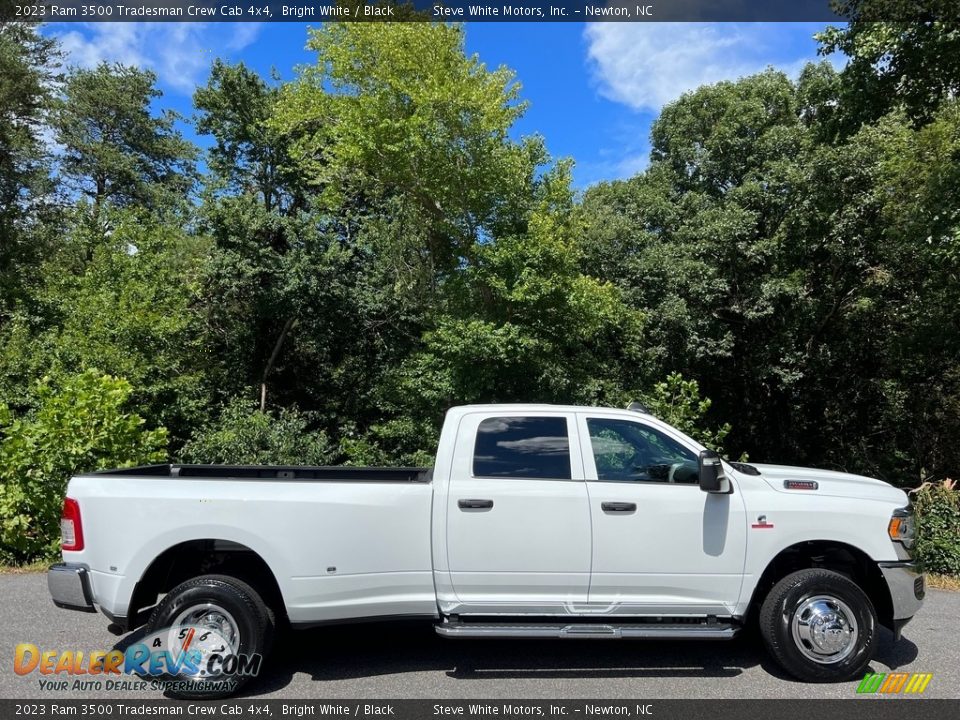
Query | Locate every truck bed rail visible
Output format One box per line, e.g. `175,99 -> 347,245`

82,464 -> 432,482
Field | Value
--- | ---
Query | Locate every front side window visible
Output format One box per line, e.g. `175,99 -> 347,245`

587,418 -> 697,483
473,417 -> 571,479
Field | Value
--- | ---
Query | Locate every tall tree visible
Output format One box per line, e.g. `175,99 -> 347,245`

275,22 -> 545,279
0,19 -> 59,322
579,63 -> 960,483
53,62 -> 197,213
817,12 -> 960,132
195,60 -> 303,217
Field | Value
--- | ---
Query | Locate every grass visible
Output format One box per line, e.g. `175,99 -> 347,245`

926,573 -> 960,592
0,560 -> 50,574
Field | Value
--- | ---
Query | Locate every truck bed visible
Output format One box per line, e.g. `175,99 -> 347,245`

67,464 -> 437,625
84,463 -> 431,482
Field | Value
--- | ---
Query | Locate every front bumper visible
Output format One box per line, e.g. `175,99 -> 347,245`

879,561 -> 924,634
48,563 -> 96,612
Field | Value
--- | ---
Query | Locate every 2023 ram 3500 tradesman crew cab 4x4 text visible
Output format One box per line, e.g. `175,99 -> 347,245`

48,403 -> 924,697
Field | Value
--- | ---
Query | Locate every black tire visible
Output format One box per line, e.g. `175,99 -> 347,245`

145,574 -> 273,699
759,568 -> 877,682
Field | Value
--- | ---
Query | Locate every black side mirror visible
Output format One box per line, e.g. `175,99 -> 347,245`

698,449 -> 729,493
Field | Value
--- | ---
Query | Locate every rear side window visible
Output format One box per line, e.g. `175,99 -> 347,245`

473,417 -> 571,479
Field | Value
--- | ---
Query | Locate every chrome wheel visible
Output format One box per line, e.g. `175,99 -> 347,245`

790,594 -> 859,664
168,603 -> 241,677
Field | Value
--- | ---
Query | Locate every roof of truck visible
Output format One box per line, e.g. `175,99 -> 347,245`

451,403 -> 648,415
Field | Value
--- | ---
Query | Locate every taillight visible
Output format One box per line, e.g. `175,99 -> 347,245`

61,498 -> 84,551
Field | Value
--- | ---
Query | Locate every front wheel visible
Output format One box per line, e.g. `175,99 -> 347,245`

759,568 -> 877,682
145,574 -> 273,699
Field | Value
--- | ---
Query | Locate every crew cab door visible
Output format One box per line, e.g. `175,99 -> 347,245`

578,412 -> 747,616
441,412 -> 591,614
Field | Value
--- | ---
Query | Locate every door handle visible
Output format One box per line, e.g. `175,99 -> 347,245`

601,501 -> 637,513
458,498 -> 494,510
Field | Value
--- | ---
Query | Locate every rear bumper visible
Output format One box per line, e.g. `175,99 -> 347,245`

878,561 -> 924,630
48,563 -> 96,613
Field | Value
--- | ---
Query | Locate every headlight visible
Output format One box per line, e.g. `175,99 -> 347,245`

888,507 -> 915,549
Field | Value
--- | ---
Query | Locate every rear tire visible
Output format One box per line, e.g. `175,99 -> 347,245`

759,568 -> 877,682
145,574 -> 273,699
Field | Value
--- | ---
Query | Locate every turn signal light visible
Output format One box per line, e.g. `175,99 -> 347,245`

888,517 -> 903,538
888,508 -> 915,548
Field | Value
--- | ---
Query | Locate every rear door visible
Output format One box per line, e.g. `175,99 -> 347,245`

578,412 -> 747,616
443,411 -> 592,614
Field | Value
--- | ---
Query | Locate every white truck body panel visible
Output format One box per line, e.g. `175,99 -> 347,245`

63,475 -> 437,623
440,409 -> 592,613
60,403 -> 913,628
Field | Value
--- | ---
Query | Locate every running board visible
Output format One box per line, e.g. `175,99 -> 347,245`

435,621 -> 738,640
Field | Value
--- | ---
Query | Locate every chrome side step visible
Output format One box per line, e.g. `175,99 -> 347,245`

435,621 -> 738,640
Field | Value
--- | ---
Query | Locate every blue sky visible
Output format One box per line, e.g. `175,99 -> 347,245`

44,21 -> 835,187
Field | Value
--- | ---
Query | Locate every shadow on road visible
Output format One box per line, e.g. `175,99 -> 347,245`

872,627 -> 919,670
240,620 -> 762,697
109,619 -> 920,698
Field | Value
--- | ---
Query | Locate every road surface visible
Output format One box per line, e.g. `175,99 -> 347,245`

2,572 -> 957,700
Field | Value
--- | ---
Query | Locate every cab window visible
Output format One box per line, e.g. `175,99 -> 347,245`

473,417 -> 571,479
587,418 -> 697,483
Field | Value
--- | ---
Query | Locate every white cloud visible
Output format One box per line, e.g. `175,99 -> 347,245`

49,22 -> 264,95
585,22 -> 828,113
226,23 -> 264,52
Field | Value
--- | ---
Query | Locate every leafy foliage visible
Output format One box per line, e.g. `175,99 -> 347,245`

579,61 -> 960,483
911,479 -> 960,576
0,20 -> 59,322
0,208 -> 213,445
640,373 -> 732,454
180,398 -> 332,466
0,20 -> 959,566
275,21 -> 545,278
53,63 -> 197,212
816,15 -> 960,131
0,372 -> 167,563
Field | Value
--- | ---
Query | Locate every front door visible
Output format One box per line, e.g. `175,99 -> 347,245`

443,412 -> 592,614
578,413 -> 747,616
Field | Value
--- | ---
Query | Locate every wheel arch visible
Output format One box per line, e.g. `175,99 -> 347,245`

747,539 -> 894,631
126,539 -> 286,631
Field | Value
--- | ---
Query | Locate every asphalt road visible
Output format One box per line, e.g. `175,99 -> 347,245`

2,572 -> 957,700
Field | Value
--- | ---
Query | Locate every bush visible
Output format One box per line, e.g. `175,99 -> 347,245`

180,398 -> 333,466
0,371 -> 168,564
910,479 -> 960,576
639,372 -> 733,455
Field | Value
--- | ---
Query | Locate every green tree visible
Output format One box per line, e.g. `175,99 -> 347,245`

0,19 -> 60,322
582,70 -> 811,463
0,371 -> 167,563
579,61 -> 960,483
194,60 -> 316,413
193,61 -> 408,425
53,62 -> 197,213
275,22 -> 545,278
347,164 -> 646,463
180,398 -> 332,465
817,12 -> 960,131
640,373 -> 732,454
194,60 -> 303,215
0,208 -> 213,445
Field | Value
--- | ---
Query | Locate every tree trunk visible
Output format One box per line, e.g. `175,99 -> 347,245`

259,316 -> 296,412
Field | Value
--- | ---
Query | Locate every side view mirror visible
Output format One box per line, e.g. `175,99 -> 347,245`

698,449 -> 730,493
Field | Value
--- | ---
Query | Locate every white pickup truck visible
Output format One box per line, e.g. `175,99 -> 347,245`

48,403 -> 924,697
